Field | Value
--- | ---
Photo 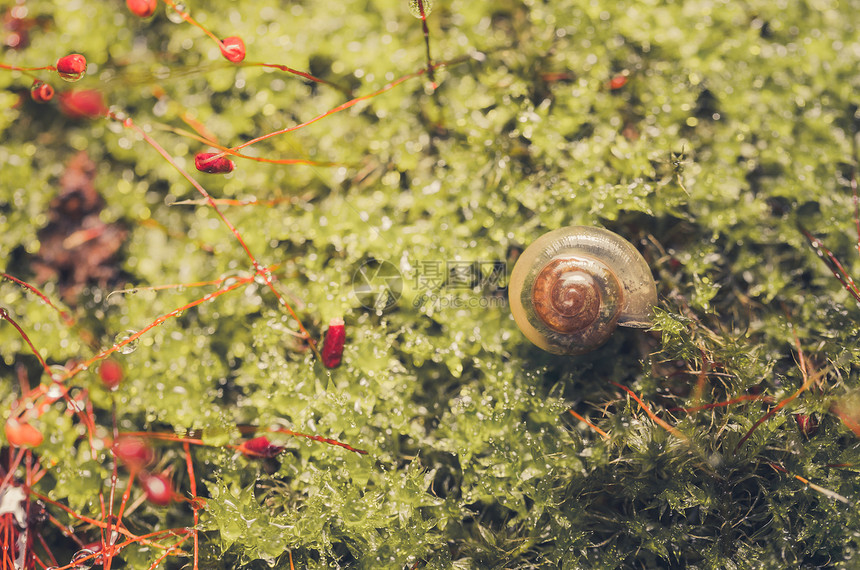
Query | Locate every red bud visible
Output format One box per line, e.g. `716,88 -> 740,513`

240,435 -> 284,458
99,359 -> 123,390
194,152 -> 235,174
220,36 -> 246,63
608,75 -> 628,90
113,436 -> 154,468
142,473 -> 173,505
58,89 -> 107,119
321,317 -> 345,368
126,0 -> 157,18
795,414 -> 819,438
4,417 -> 43,447
56,53 -> 87,81
30,80 -> 54,103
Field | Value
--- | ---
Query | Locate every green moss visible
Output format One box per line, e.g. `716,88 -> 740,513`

2,0 -> 860,567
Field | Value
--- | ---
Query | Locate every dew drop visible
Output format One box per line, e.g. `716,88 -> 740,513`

166,2 -> 187,23
46,384 -> 64,399
67,397 -> 85,413
49,364 -> 67,383
105,516 -> 120,545
114,330 -> 140,354
58,70 -> 85,82
70,549 -> 95,569
408,0 -> 433,18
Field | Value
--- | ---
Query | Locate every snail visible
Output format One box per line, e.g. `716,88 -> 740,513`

509,226 -> 657,354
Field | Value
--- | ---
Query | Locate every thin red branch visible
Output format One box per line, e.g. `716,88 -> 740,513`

568,409 -> 609,440
669,394 -> 773,413
58,270 -> 255,383
208,59 -> 456,162
610,381 -> 687,440
1,273 -> 75,327
0,308 -> 51,376
735,336 -> 817,452
114,115 -> 321,360
183,442 -> 199,570
799,225 -> 860,305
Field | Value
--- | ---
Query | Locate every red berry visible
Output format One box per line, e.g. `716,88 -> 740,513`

220,36 -> 246,63
99,359 -> 123,390
194,152 -> 234,174
142,473 -> 173,505
4,417 -> 43,448
240,435 -> 284,458
126,0 -> 157,18
30,80 -> 54,103
56,53 -> 87,82
58,89 -> 107,119
321,317 -> 345,368
113,436 -> 154,468
608,75 -> 628,90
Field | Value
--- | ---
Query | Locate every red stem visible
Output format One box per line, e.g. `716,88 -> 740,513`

0,308 -> 51,376
416,0 -> 436,88
1,273 -> 75,327
799,226 -> 860,305
207,61 -> 449,161
183,442 -> 199,570
246,62 -> 351,95
59,270 -> 254,383
114,115 -> 321,360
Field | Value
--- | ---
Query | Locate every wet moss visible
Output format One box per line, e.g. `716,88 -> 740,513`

1,0 -> 859,567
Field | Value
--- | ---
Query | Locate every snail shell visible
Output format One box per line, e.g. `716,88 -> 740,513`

509,226 -> 657,354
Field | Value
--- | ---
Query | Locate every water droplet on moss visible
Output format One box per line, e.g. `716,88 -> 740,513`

57,70 -> 85,83
166,2 -> 187,23
49,364 -> 67,382
70,548 -> 95,568
114,330 -> 139,354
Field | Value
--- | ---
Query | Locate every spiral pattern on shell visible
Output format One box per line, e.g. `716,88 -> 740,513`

509,226 -> 657,354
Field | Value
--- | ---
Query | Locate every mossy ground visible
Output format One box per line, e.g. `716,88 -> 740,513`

1,0 -> 859,568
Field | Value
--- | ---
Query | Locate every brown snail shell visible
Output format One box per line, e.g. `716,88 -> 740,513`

509,226 -> 657,354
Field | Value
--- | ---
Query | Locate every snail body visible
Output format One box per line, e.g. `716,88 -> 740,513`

509,226 -> 657,354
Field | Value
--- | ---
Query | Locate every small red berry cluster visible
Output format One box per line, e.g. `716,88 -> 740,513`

23,53 -> 87,104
